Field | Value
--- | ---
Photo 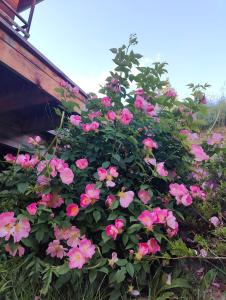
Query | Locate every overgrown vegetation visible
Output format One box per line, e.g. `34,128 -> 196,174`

0,35 -> 225,299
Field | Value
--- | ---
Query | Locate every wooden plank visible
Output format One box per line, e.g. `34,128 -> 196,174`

0,28 -> 86,113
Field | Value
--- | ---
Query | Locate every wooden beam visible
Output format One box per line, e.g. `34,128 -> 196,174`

0,26 -> 86,113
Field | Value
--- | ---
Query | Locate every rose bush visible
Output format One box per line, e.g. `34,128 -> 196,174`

0,35 -> 225,299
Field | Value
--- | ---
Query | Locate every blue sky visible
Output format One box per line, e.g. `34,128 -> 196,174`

26,0 -> 226,99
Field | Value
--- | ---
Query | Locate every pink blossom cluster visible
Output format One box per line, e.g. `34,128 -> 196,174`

191,144 -> 209,162
190,185 -> 206,200
165,88 -> 177,98
47,225 -> 95,269
207,133 -> 223,145
97,166 -> 118,187
105,219 -> 125,240
144,158 -> 168,177
142,138 -> 158,150
28,135 -> 42,146
105,194 -> 116,208
88,111 -> 102,120
4,153 -> 39,169
105,110 -> 117,121
169,183 -> 192,206
136,238 -> 160,259
37,157 -> 74,185
59,80 -> 80,96
27,193 -> 64,213
134,94 -> 156,117
180,130 -> 199,142
0,212 -> 31,250
119,108 -> 133,125
138,208 -> 179,237
69,114 -> 100,132
80,183 -> 100,208
101,96 -> 112,108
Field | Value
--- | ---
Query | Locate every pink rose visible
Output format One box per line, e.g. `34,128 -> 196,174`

156,162 -> 168,177
120,108 -> 133,125
90,121 -> 99,131
60,168 -> 74,185
75,158 -> 88,170
138,190 -> 151,204
70,115 -> 81,126
119,191 -> 134,208
106,110 -> 117,121
26,203 -> 37,216
191,144 -> 209,162
97,167 -> 108,181
66,203 -> 79,217
101,96 -> 112,108
142,138 -> 158,149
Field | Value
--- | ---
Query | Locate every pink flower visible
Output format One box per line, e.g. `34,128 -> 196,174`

66,203 -> 79,217
153,207 -> 168,224
105,224 -> 118,240
5,243 -> 25,257
138,190 -> 151,204
82,123 -> 91,132
138,210 -> 157,230
12,219 -> 31,243
4,153 -> 16,163
37,175 -> 50,186
85,184 -> 100,200
76,158 -> 88,170
180,194 -> 193,206
135,89 -> 145,95
26,203 -> 37,216
54,226 -> 70,240
142,138 -> 158,149
148,238 -> 160,254
108,166 -> 118,178
105,195 -> 116,208
78,238 -> 95,259
191,144 -> 209,162
169,183 -> 189,198
119,191 -> 134,208
98,167 -> 108,181
156,162 -> 168,177
88,111 -> 102,120
209,216 -> 220,227
115,219 -> 125,232
68,248 -> 86,269
134,95 -> 145,110
144,157 -> 157,166
90,121 -> 99,131
70,115 -> 81,126
137,242 -> 150,258
106,110 -> 117,121
108,252 -> 118,267
67,226 -> 81,247
0,212 -> 16,240
47,240 -> 67,259
120,108 -> 133,125
101,96 -> 112,108
80,194 -> 92,208
207,133 -> 223,145
190,185 -> 206,200
60,168 -> 74,185
39,193 -> 64,208
28,135 -> 42,146
165,88 -> 177,98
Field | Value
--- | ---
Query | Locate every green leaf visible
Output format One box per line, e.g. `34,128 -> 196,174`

101,231 -> 110,243
110,48 -> 117,54
89,269 -> 97,284
116,259 -> 127,266
35,229 -> 45,242
127,224 -> 142,234
126,263 -> 134,277
17,182 -> 28,193
54,263 -> 70,276
115,267 -> 126,283
109,289 -> 121,300
93,210 -> 101,223
99,267 -> 109,274
122,233 -> 129,246
102,161 -> 110,168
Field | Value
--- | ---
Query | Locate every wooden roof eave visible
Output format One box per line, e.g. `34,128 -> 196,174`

0,17 -> 88,113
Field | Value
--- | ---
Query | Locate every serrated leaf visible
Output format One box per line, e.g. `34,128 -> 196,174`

126,263 -> 134,277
